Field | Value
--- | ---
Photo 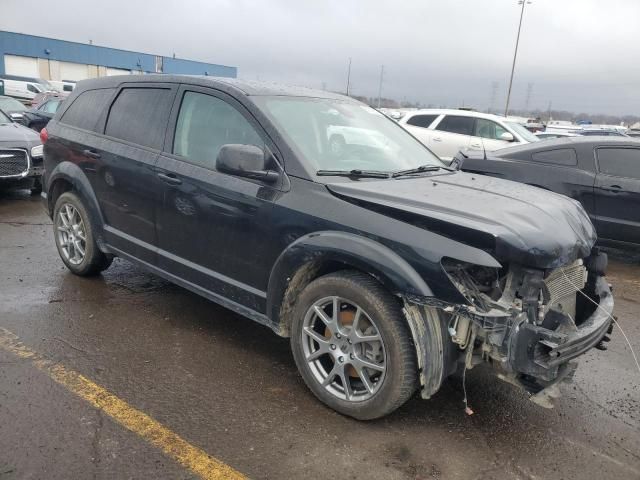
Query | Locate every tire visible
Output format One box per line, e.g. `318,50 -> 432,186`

290,271 -> 418,420
53,191 -> 113,276
30,178 -> 42,196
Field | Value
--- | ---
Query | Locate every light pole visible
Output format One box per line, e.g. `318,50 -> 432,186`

377,65 -> 384,108
346,57 -> 352,96
504,0 -> 531,117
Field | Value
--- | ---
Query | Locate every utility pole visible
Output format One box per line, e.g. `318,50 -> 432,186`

346,57 -> 352,96
377,65 -> 384,108
489,81 -> 499,114
505,0 -> 531,116
524,82 -> 533,111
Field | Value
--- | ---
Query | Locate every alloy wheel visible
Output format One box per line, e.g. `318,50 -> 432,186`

301,296 -> 387,402
56,203 -> 87,265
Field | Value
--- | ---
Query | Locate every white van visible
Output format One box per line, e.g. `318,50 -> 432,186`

0,75 -> 53,102
48,80 -> 76,94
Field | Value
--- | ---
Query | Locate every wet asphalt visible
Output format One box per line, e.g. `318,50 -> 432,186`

0,189 -> 639,480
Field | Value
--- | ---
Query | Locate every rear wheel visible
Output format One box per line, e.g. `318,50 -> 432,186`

53,192 -> 113,276
291,271 -> 417,420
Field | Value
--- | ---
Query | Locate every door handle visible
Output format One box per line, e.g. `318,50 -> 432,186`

83,149 -> 101,159
603,184 -> 622,192
157,172 -> 182,185
470,143 -> 482,148
432,137 -> 442,142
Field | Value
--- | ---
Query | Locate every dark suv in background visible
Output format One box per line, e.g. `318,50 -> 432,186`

42,75 -> 613,419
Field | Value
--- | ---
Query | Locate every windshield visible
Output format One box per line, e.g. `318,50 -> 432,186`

506,121 -> 539,142
255,97 -> 443,173
0,109 -> 11,123
0,97 -> 27,112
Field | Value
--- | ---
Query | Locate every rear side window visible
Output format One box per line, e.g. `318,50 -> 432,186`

60,88 -> 115,132
173,91 -> 264,168
435,115 -> 474,135
597,148 -> 640,179
531,148 -> 577,166
105,88 -> 174,150
406,114 -> 438,128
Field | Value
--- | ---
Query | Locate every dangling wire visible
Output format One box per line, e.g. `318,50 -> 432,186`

561,268 -> 640,375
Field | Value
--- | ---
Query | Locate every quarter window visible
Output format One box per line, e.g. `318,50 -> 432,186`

105,88 -> 174,150
60,88 -> 115,132
474,118 -> 509,140
435,115 -> 474,136
173,91 -> 264,168
597,148 -> 640,179
406,114 -> 438,128
531,148 -> 577,166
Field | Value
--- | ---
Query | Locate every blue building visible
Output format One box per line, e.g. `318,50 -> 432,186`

0,31 -> 236,81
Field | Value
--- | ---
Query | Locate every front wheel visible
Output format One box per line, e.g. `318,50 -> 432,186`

291,271 -> 418,420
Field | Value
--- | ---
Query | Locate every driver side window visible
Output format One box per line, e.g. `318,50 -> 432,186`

474,118 -> 508,140
173,91 -> 264,169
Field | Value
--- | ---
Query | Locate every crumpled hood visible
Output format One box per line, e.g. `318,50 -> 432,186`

0,122 -> 40,147
326,171 -> 596,269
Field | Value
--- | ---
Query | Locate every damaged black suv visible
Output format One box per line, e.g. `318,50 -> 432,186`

42,76 -> 613,419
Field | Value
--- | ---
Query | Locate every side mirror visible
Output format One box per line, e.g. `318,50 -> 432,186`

500,132 -> 515,142
216,144 -> 279,183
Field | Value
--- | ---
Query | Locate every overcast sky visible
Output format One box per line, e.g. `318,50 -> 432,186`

2,0 -> 639,115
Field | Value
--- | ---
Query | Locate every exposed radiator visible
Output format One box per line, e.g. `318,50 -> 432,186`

543,260 -> 588,318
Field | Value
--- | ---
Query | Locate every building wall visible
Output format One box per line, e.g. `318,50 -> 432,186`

0,31 -> 237,80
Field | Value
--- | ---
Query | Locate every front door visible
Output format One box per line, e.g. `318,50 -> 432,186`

155,86 -> 282,312
593,146 -> 640,244
470,118 -> 513,153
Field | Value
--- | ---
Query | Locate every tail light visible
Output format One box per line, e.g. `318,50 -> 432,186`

40,127 -> 49,144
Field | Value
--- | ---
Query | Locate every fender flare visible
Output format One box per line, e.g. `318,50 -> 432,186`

46,161 -> 107,249
266,231 -> 433,331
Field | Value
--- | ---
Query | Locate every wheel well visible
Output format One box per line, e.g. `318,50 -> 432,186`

48,178 -> 73,215
276,259 -> 399,337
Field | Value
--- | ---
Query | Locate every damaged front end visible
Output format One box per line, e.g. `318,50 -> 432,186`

408,249 -> 614,407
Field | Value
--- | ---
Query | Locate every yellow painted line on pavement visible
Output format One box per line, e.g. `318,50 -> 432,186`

0,327 -> 246,480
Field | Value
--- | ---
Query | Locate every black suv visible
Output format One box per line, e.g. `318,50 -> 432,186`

42,75 -> 613,419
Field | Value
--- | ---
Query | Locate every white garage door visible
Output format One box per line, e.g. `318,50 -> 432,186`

106,67 -> 131,76
59,61 -> 89,81
5,55 -> 39,78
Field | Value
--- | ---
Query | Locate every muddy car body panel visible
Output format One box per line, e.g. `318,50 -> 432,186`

42,75 -> 613,414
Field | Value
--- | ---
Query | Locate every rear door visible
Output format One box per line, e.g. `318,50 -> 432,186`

93,84 -> 177,262
401,114 -> 439,147
594,146 -> 640,244
154,85 -> 283,312
430,115 -> 473,160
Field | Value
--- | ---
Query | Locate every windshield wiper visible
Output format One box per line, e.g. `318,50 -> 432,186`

391,165 -> 443,178
316,169 -> 391,178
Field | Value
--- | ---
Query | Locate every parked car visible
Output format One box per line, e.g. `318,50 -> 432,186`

21,96 -> 64,132
397,109 -> 538,161
457,136 -> 640,247
0,75 -> 53,102
580,129 -> 628,137
0,95 -> 28,122
0,108 -> 44,194
536,131 -> 580,140
42,76 -> 612,419
30,91 -> 68,108
48,80 -> 76,94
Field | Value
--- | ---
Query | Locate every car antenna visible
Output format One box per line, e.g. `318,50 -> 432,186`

482,139 -> 487,160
